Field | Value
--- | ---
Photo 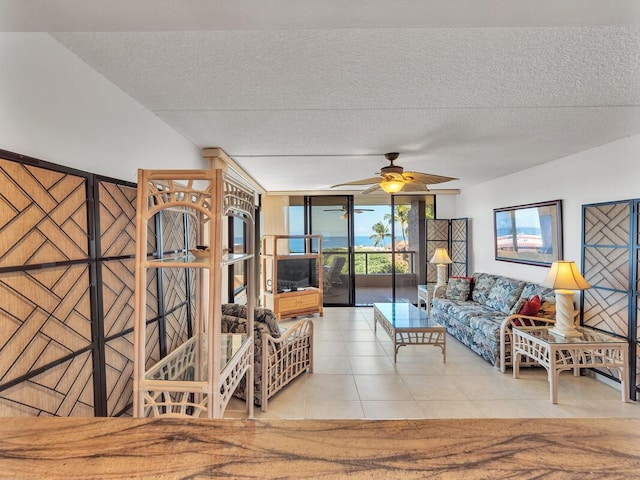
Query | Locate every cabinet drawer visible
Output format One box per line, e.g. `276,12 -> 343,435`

295,293 -> 318,309
278,296 -> 300,311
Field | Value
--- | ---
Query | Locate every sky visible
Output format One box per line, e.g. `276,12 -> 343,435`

289,204 -> 405,238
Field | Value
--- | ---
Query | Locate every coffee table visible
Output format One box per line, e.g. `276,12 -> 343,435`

373,302 -> 446,363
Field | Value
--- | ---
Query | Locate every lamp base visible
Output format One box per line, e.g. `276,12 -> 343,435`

549,289 -> 582,337
435,263 -> 448,289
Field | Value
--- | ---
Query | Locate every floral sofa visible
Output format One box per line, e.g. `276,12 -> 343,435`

221,304 -> 313,411
430,272 -> 559,372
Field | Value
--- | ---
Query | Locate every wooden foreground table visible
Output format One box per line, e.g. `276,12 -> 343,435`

0,418 -> 639,479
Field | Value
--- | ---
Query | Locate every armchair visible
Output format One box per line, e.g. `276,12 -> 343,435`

221,304 -> 313,411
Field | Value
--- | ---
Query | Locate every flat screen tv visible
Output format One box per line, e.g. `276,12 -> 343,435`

276,258 -> 319,291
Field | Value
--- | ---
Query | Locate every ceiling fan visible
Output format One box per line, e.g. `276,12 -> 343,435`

331,152 -> 458,194
324,206 -> 374,219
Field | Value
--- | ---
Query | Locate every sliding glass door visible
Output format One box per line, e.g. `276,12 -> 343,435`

290,195 -> 431,307
307,196 -> 352,306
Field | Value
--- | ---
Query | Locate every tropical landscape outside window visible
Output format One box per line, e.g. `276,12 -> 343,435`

288,196 -> 435,306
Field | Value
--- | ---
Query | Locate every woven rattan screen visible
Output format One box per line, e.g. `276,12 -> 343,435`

0,151 -> 195,416
582,200 -> 639,401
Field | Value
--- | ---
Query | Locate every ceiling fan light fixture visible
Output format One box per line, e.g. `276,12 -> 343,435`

379,178 -> 405,194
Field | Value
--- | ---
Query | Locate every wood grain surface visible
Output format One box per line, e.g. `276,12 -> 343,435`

0,418 -> 639,479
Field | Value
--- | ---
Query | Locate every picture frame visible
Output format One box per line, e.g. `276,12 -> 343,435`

494,200 -> 563,266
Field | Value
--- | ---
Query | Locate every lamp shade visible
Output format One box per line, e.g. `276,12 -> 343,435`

430,248 -> 452,265
541,261 -> 590,291
379,178 -> 405,194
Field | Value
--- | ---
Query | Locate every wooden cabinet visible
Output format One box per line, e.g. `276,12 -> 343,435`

133,168 -> 256,418
261,235 -> 323,320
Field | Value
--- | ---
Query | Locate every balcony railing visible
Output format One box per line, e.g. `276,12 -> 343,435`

323,249 -> 417,275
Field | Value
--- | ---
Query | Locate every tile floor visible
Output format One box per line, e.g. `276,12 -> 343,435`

229,306 -> 640,420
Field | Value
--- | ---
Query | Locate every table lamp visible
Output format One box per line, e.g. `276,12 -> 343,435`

430,248 -> 452,288
541,260 -> 591,337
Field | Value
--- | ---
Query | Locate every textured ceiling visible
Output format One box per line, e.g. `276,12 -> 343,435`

3,1 -> 640,194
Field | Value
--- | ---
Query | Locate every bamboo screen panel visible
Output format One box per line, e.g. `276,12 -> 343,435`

582,200 -> 637,399
450,218 -> 469,277
162,209 -> 187,252
0,159 -> 88,267
0,153 -> 197,416
0,351 -> 94,416
426,219 -> 449,283
98,181 -> 137,257
0,155 -> 95,416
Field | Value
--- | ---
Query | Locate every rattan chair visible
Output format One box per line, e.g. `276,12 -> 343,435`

221,304 -> 313,411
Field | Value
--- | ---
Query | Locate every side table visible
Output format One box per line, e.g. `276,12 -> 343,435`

417,284 -> 435,313
512,325 -> 628,404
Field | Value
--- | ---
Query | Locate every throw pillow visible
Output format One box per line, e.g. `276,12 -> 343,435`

446,277 -> 472,301
519,295 -> 541,316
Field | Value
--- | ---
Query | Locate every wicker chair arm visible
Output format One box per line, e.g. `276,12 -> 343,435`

262,319 -> 313,349
499,314 -> 555,373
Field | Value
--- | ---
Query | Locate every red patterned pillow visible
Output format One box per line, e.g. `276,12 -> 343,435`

519,295 -> 541,316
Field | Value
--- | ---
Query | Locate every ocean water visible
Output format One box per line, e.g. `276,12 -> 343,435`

287,236 -> 403,251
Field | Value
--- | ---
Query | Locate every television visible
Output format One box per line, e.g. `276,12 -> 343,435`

276,258 -> 319,291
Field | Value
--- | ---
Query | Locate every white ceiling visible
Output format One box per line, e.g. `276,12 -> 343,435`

3,1 -> 640,195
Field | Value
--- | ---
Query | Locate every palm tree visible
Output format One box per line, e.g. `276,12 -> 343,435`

369,221 -> 391,247
384,205 -> 410,244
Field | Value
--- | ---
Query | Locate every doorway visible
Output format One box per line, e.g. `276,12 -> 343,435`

289,195 -> 432,306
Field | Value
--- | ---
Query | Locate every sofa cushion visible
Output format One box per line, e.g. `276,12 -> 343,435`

520,295 -> 541,316
469,313 -> 506,342
446,277 -> 473,301
509,283 -> 557,319
485,277 -> 526,314
471,273 -> 498,304
221,304 -> 281,338
432,298 -> 499,328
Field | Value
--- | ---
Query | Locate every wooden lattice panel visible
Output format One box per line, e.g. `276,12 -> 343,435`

0,351 -> 94,417
450,218 -> 468,276
583,246 -> 630,292
98,181 -> 137,257
0,265 -> 92,385
582,200 -> 637,400
584,203 -> 631,246
101,259 -> 135,337
104,332 -> 134,416
583,290 -> 629,337
165,308 -> 191,355
451,218 -> 466,243
145,321 -> 161,370
426,219 -> 450,283
0,159 -> 88,267
162,268 -> 187,312
162,210 -> 186,252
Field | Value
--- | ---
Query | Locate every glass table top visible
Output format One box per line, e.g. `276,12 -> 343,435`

373,302 -> 443,329
514,326 -> 626,346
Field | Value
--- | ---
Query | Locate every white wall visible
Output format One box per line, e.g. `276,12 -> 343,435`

0,33 -> 202,181
457,133 -> 640,284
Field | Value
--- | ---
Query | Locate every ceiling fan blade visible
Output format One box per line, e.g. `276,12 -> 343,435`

361,184 -> 383,194
396,182 -> 431,193
323,208 -> 345,212
354,208 -> 374,213
402,171 -> 458,185
331,176 -> 381,187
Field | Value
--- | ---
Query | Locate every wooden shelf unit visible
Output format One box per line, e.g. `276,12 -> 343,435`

261,235 -> 324,320
133,168 -> 256,419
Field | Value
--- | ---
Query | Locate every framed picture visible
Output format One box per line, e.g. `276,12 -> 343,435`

494,200 -> 563,266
